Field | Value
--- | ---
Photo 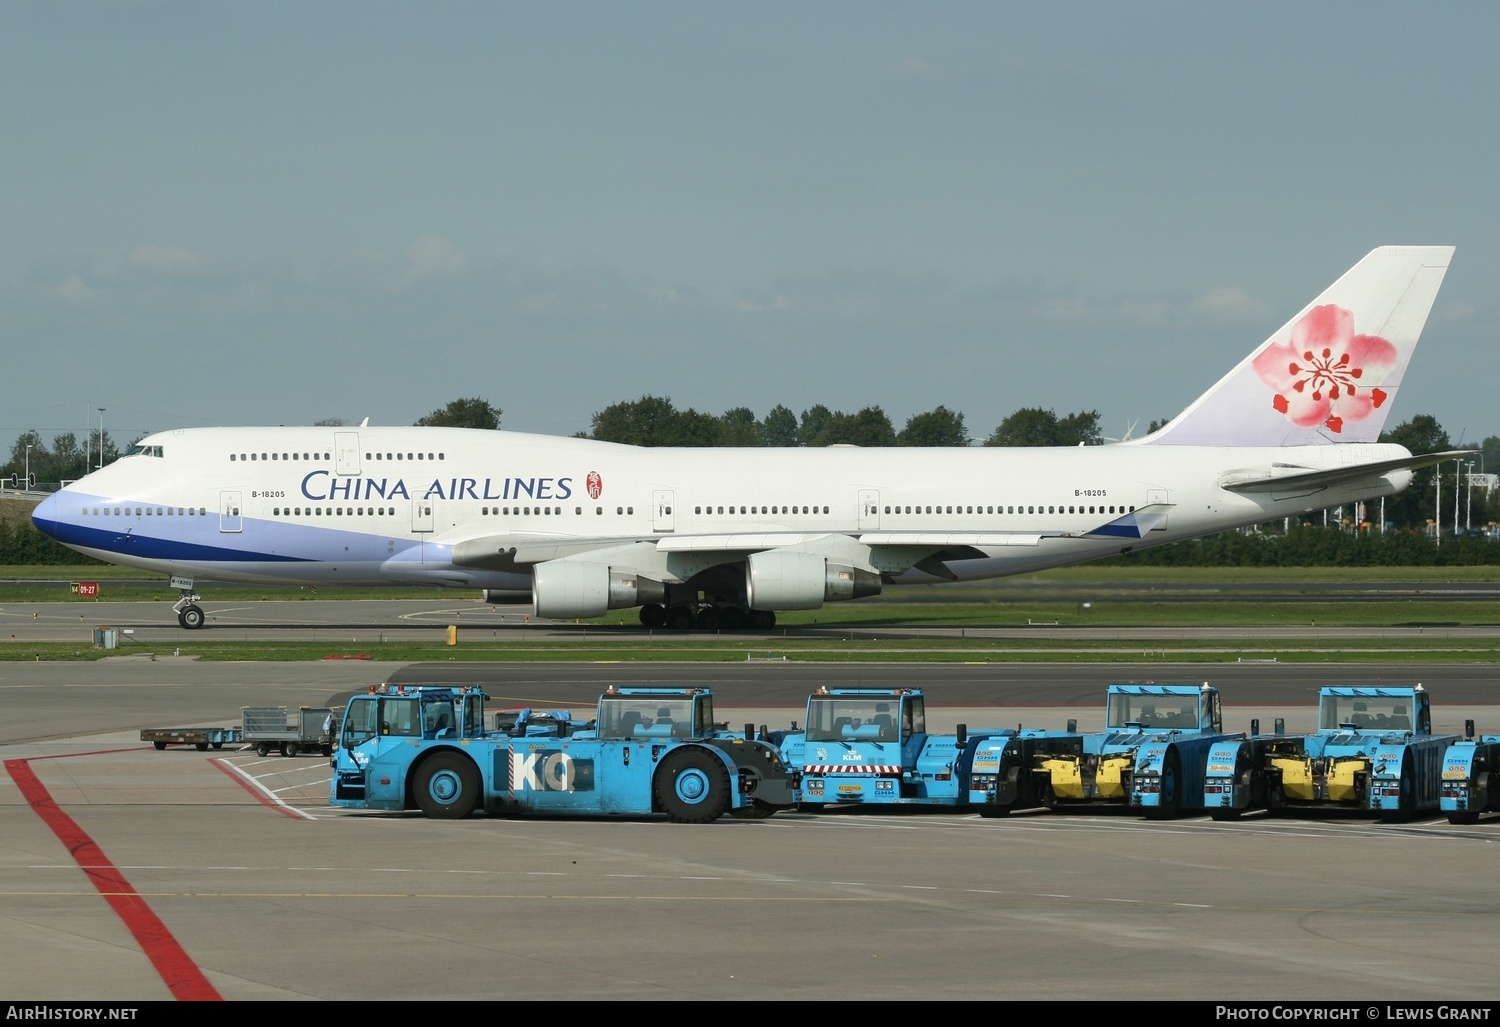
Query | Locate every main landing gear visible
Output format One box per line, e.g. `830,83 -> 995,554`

638,603 -> 776,631
172,586 -> 206,629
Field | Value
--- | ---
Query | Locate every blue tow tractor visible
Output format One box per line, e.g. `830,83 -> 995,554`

330,685 -> 797,823
1202,685 -> 1457,823
770,686 -> 1055,812
1026,683 -> 1241,819
1440,725 -> 1500,825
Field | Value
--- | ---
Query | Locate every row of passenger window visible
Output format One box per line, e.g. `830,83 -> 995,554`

882,504 -> 1136,515
81,507 -> 206,516
697,505 -> 830,515
273,507 -> 396,517
270,505 -> 641,517
479,506 -> 637,516
228,451 -> 445,462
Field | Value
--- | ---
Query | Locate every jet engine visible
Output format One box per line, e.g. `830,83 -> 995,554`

744,550 -> 881,611
531,560 -> 666,619
480,590 -> 532,605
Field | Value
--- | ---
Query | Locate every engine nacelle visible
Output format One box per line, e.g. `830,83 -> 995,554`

532,561 -> 666,619
744,551 -> 881,611
481,589 -> 532,605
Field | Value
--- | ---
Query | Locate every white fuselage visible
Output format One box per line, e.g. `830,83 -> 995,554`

33,426 -> 1411,604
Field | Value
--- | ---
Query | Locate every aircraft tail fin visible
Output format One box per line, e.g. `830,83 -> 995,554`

1142,246 -> 1454,447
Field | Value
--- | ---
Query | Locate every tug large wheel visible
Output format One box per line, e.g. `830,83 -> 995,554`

1146,751 -> 1182,820
1380,758 -> 1418,824
728,800 -> 777,820
414,753 -> 481,819
654,748 -> 731,823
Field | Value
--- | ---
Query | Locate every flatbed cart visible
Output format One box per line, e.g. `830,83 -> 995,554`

140,725 -> 243,751
242,706 -> 340,757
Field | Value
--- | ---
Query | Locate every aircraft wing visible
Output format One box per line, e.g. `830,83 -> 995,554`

452,507 -> 1164,580
1219,449 -> 1475,494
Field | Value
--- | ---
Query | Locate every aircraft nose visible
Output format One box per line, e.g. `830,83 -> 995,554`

31,492 -> 60,539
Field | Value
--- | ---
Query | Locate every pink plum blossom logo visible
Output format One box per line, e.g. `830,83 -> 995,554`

1250,304 -> 1398,434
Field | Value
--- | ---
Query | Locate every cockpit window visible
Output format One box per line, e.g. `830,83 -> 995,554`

124,445 -> 164,458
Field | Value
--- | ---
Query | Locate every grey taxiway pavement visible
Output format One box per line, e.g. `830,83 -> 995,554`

4,652 -> 1500,1003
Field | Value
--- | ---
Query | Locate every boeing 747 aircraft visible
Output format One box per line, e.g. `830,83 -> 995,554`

33,246 -> 1465,630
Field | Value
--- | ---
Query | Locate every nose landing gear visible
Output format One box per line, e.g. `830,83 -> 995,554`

172,583 -> 206,629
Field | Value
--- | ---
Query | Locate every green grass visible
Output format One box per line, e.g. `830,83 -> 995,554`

5,562 -> 1500,663
5,633 -> 1499,665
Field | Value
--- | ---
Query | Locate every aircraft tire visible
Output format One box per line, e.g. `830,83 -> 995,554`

666,606 -> 696,631
639,604 -> 666,628
413,752 -> 481,819
179,605 -> 205,630
654,748 -> 731,824
749,609 -> 776,630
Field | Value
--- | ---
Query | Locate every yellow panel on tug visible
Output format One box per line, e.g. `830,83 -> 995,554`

1271,757 -> 1315,802
1041,758 -> 1085,800
1327,758 -> 1368,803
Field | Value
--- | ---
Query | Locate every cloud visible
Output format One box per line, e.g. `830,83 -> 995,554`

1193,286 -> 1270,321
129,244 -> 202,275
406,236 -> 468,280
55,275 -> 98,303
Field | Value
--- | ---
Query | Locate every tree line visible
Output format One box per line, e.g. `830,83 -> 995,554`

407,397 -> 1498,533
2,395 -> 1495,558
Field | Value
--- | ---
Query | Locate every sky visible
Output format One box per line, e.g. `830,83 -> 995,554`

3,2 -> 1496,451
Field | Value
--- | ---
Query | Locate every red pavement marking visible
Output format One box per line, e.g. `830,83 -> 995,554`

209,756 -> 313,819
5,752 -> 224,1001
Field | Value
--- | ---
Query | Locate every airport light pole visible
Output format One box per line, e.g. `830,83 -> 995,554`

25,444 -> 32,492
97,408 -> 105,470
1466,461 -> 1475,533
1455,457 -> 1462,538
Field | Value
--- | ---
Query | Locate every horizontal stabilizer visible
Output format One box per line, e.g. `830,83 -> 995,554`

1220,449 -> 1475,493
1072,505 -> 1171,539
